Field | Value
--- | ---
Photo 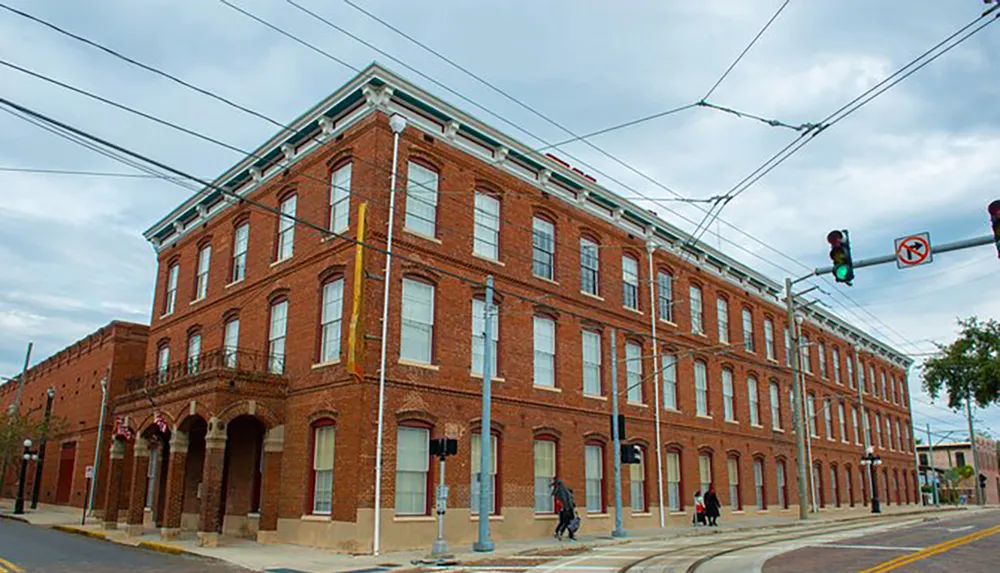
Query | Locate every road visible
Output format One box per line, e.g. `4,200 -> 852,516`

0,518 -> 251,573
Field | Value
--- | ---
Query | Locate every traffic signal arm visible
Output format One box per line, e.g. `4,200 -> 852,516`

813,235 -> 996,278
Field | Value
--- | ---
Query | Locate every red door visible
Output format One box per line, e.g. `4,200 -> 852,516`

55,442 -> 76,504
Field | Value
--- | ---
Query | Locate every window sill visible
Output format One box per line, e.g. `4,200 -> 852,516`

751,424 -> 764,429
226,279 -> 245,289
533,275 -> 560,286
534,385 -> 562,393
631,512 -> 652,517
669,511 -> 687,516
696,415 -> 713,420
534,513 -> 559,520
725,420 -> 739,425
312,359 -> 341,370
731,510 -> 745,515
469,515 -> 504,521
471,372 -> 506,383
301,514 -> 331,522
586,513 -> 609,518
398,359 -> 439,371
472,252 -> 505,266
190,297 -> 205,306
321,231 -> 348,243
659,319 -> 678,327
393,515 -> 436,523
628,402 -> 648,408
580,291 -> 603,302
772,428 -> 785,434
665,407 -> 682,414
403,228 -> 442,244
624,306 -> 644,315
584,394 -> 607,401
160,312 -> 174,320
767,358 -> 779,364
271,256 -> 292,268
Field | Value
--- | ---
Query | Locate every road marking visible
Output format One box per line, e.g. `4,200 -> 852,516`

817,543 -> 925,551
859,524 -> 1000,573
0,556 -> 23,573
946,525 -> 974,533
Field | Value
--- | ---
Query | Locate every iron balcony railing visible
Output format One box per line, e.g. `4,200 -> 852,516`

124,347 -> 285,393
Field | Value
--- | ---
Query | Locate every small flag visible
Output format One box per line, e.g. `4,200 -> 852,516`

154,410 -> 169,434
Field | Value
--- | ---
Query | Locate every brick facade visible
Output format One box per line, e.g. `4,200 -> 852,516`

101,64 -> 919,552
0,321 -> 147,513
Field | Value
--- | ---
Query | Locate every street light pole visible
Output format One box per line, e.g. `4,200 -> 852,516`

964,385 -> 984,506
861,447 -> 882,514
31,387 -> 55,509
473,275 -> 496,553
14,439 -> 36,515
609,328 -> 625,538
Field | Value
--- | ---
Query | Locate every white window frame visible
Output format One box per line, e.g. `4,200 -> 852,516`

330,162 -> 352,233
534,439 -> 556,513
699,454 -> 712,494
662,354 -> 678,409
232,222 -> 249,283
839,402 -> 848,443
832,347 -> 842,385
764,319 -> 775,361
695,360 -> 709,417
753,459 -> 765,509
824,397 -> 833,440
630,448 -> 646,513
404,162 -> 439,237
401,279 -> 434,364
657,270 -> 673,322
722,369 -> 735,422
783,327 -> 791,366
852,407 -> 860,445
585,444 -> 604,513
818,342 -> 827,378
622,255 -> 639,310
195,245 -> 211,301
395,426 -> 429,515
769,382 -> 782,430
532,217 -> 555,280
717,298 -> 729,343
727,457 -> 740,511
801,335 -> 812,374
807,394 -> 817,437
320,278 -> 345,364
473,192 -> 500,260
582,330 -> 602,396
533,315 -> 555,387
276,194 -> 296,261
742,308 -> 755,353
690,285 -> 703,335
311,424 -> 335,514
268,299 -> 288,374
472,298 -> 499,377
223,317 -> 239,368
748,377 -> 760,427
186,332 -> 201,374
625,341 -> 643,404
164,264 -> 179,315
471,433 -> 498,514
580,237 -> 600,296
666,451 -> 682,511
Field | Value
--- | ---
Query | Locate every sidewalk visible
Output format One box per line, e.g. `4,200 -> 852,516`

0,500 -> 978,573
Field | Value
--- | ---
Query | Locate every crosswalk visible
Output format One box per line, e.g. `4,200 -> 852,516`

0,556 -> 23,573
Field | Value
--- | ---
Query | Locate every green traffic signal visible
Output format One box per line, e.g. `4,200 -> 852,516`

834,265 -> 851,281
827,229 -> 854,285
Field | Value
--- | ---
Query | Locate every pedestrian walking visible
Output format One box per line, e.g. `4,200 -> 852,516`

704,484 -> 721,527
552,479 -> 576,540
693,490 -> 706,526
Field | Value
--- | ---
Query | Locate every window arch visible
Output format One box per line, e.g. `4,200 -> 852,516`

404,159 -> 440,238
665,445 -> 684,511
694,360 -> 709,417
753,456 -> 767,509
584,440 -> 606,514
329,160 -> 353,233
621,252 -> 640,310
726,453 -> 742,511
395,420 -> 433,516
318,273 -> 345,364
308,418 -> 336,514
533,434 -> 559,513
532,213 -> 556,281
629,444 -> 649,513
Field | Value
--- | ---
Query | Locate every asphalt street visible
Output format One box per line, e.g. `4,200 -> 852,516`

0,519 -> 251,573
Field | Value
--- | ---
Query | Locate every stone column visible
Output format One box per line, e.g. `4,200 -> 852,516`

197,417 -> 227,548
103,439 -> 127,530
160,430 -> 188,539
126,437 -> 151,536
257,425 -> 284,544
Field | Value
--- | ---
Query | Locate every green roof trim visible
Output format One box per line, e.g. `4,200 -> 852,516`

395,90 -> 451,123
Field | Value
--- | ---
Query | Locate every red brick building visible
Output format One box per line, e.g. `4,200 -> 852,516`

0,321 -> 148,512
107,64 -> 917,551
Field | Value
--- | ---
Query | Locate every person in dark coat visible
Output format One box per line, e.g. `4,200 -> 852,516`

704,484 -> 722,527
552,478 -> 575,539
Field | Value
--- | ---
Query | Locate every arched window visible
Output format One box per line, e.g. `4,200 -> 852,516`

186,329 -> 202,374
395,422 -> 432,515
156,340 -> 170,382
769,381 -> 782,430
194,242 -> 212,301
621,254 -> 639,310
753,457 -> 766,509
533,314 -> 556,388
776,459 -> 788,509
689,284 -> 704,334
275,193 -> 297,262
580,235 -> 600,296
533,435 -> 558,513
532,216 -> 556,281
473,295 -> 500,377
666,446 -> 683,511
727,455 -> 741,511
748,376 -> 760,426
231,219 -> 250,283
163,262 -> 179,316
698,451 -> 713,494
309,419 -> 336,514
625,341 -> 643,404
721,368 -> 735,422
401,277 -> 435,364
656,269 -> 673,322
223,314 -> 240,368
741,307 -> 755,353
471,431 -> 500,515
268,296 -> 289,374
629,445 -> 648,513
585,441 -> 606,513
404,160 -> 439,238
830,464 -> 840,507
764,317 -> 775,360
473,191 -> 501,260
814,462 -> 825,508
581,330 -> 602,396
716,296 -> 729,343
695,360 -> 709,417
845,465 -> 854,507
329,161 -> 352,233
319,276 -> 345,364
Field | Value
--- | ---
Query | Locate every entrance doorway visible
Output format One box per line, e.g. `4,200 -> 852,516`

55,442 -> 76,504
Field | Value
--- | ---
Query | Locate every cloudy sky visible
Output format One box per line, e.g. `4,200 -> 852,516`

1,0 -> 998,441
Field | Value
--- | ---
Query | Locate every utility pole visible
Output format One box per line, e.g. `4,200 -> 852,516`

855,347 -> 874,512
9,342 -> 33,415
31,387 -> 56,509
473,276 -> 496,552
965,384 -> 983,506
926,424 -> 938,506
609,328 -> 625,538
796,317 -> 818,514
784,278 -> 810,520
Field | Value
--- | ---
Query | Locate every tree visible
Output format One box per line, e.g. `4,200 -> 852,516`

923,317 -> 1000,409
0,410 -> 66,492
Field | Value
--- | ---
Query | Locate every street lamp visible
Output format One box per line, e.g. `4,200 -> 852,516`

860,447 -> 882,514
31,387 -> 56,509
14,438 -> 38,515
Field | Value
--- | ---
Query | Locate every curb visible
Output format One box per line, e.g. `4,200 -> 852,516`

0,513 -> 30,523
51,524 -> 108,540
138,540 -> 188,556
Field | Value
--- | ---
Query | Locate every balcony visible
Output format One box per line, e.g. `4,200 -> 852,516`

124,348 -> 287,396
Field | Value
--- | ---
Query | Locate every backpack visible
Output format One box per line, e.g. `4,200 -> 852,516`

568,515 -> 581,533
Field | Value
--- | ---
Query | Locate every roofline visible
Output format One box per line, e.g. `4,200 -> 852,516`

141,62 -> 912,368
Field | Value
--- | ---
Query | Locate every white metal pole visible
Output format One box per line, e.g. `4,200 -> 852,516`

372,114 -> 406,556
785,278 -> 809,520
965,386 -> 983,506
645,244 -> 666,527
87,376 -> 108,519
610,328 -> 624,538
474,276 -> 496,551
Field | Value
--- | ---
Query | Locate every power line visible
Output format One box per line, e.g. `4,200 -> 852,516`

0,166 -> 174,178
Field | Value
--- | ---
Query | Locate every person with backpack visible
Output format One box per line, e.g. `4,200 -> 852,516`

552,479 -> 576,540
704,484 -> 721,527
693,489 -> 706,527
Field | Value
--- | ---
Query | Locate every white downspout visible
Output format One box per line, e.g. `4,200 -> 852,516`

373,114 -> 407,555
646,243 -> 666,527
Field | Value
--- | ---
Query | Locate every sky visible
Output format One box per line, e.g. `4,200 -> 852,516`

1,0 -> 998,443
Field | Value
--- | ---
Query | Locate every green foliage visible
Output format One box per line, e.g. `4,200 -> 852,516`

923,317 -> 1000,409
0,409 -> 67,471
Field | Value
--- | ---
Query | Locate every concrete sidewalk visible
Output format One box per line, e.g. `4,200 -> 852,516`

0,500 -> 975,573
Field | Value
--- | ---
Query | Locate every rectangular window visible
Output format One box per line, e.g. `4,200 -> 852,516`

699,454 -> 712,494
472,298 -> 499,377
662,354 -> 678,409
847,356 -> 855,389
330,162 -> 352,232
807,394 -> 817,437
657,271 -> 673,322
956,452 -> 966,467
320,279 -> 345,363
311,425 -> 335,514
722,369 -> 735,422
232,222 -> 249,283
742,308 -> 755,353
831,467 -> 839,507
770,382 -> 782,430
824,397 -> 833,439
886,418 -> 893,451
695,360 -> 709,417
728,458 -> 740,510
667,452 -> 682,511
777,461 -> 787,509
690,286 -> 703,334
395,426 -> 429,515
534,440 -> 556,512
753,459 -> 765,509
532,217 -> 555,280
145,448 -> 158,509
890,376 -> 897,404
801,335 -> 812,374
859,361 -> 866,394
896,420 -> 903,451
585,444 -> 604,513
864,410 -> 872,447
626,342 -> 643,404
839,403 -> 848,443
580,237 -> 599,296
533,315 -> 555,387
186,333 -> 201,374
622,256 -> 639,310
818,343 -> 827,378
401,279 -> 434,364
164,264 -> 179,315
630,449 -> 646,512
876,413 -> 883,449
717,298 -> 729,343
870,365 -> 877,397
748,378 -> 760,426
195,245 -> 211,301
405,162 -> 438,237
471,433 -> 498,514
881,372 -> 888,401
223,318 -> 239,368
268,299 -> 288,374
783,327 -> 791,366
582,331 -> 602,396
473,193 -> 500,260
276,195 -> 296,261
764,319 -> 775,360
832,348 -> 842,385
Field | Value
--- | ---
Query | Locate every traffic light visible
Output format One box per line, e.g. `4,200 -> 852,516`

827,230 -> 855,285
989,200 -> 1000,259
979,473 -> 987,490
621,444 -> 641,464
